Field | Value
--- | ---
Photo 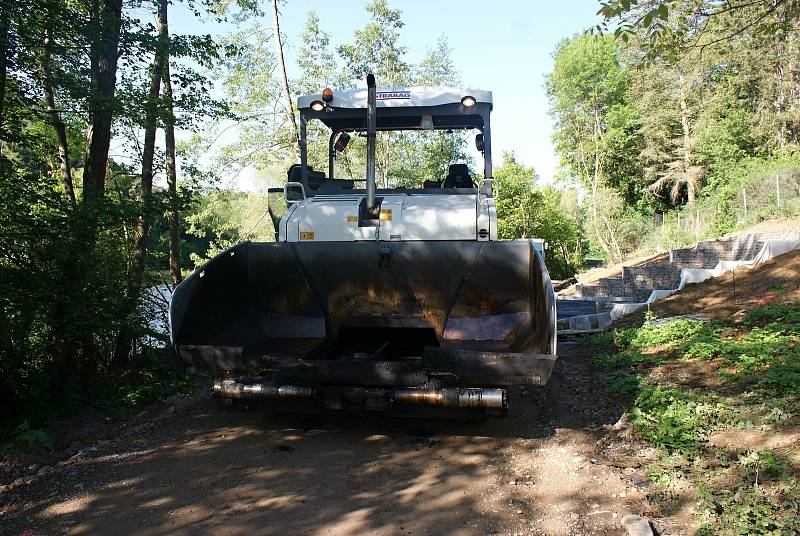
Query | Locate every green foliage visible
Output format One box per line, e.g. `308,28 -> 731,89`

595,0 -> 800,61
547,34 -> 640,198
493,153 -> 585,278
91,352 -> 197,411
598,369 -> 643,396
592,302 -> 800,459
579,330 -> 615,347
629,319 -> 710,352
184,189 -> 273,267
1,421 -> 52,454
630,386 -> 729,455
698,480 -> 800,536
0,0 -> 226,436
738,449 -> 786,484
338,0 -> 409,87
646,456 -> 692,502
745,303 -> 800,326
551,0 -> 800,268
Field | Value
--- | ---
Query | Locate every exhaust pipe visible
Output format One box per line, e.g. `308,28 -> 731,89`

393,388 -> 506,409
365,73 -> 377,215
212,380 -> 505,410
212,380 -> 314,400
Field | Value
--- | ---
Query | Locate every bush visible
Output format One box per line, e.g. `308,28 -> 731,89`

698,481 -> 800,536
630,387 -> 729,455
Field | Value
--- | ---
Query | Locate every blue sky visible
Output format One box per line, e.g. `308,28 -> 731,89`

172,0 -> 602,185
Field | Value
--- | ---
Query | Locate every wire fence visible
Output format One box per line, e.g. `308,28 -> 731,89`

625,165 -> 800,260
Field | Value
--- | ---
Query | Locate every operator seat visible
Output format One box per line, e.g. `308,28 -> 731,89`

287,163 -> 326,190
443,164 -> 473,188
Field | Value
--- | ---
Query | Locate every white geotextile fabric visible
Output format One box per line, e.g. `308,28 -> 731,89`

562,237 -> 800,332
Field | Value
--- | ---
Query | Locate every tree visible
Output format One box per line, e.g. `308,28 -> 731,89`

0,0 -> 230,421
546,34 -> 642,258
115,0 -> 171,366
162,48 -> 182,287
338,0 -> 410,186
337,10 -> 468,186
214,27 -> 287,174
631,54 -> 705,205
271,0 -> 299,154
295,10 -> 337,172
296,10 -> 337,94
493,153 -> 584,278
414,36 -> 461,86
494,152 -> 540,240
594,0 -> 800,61
338,0 -> 410,87
83,0 -> 123,203
41,27 -> 75,208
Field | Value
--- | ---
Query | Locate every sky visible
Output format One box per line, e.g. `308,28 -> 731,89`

171,0 -> 603,188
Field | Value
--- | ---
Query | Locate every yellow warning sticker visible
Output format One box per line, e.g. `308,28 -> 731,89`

346,215 -> 358,222
299,231 -> 315,240
379,208 -> 392,221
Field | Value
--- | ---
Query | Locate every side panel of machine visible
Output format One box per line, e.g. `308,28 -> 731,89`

281,193 -> 479,242
388,194 -> 477,241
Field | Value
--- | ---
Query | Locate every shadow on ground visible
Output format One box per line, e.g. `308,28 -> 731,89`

4,346 -> 629,536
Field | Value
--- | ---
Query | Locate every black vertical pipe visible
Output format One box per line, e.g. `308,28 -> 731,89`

365,74 -> 377,214
482,111 -> 493,183
328,131 -> 337,179
300,114 -> 308,183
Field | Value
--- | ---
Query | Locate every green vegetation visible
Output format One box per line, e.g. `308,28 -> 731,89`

585,301 -> 800,533
494,153 -> 585,279
0,349 -> 199,454
548,4 -> 800,263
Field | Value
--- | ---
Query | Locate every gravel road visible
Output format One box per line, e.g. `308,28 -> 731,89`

2,343 -> 677,536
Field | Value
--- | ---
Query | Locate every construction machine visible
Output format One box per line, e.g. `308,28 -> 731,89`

169,75 -> 557,417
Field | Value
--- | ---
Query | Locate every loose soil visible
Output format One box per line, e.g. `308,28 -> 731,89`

615,248 -> 800,328
560,217 -> 800,296
0,345 -> 685,536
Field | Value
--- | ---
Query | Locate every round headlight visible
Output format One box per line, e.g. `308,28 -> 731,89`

461,95 -> 476,107
310,100 -> 325,112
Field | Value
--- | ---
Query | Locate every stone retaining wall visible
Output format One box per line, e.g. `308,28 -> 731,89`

559,232 -> 800,334
572,234 -> 778,302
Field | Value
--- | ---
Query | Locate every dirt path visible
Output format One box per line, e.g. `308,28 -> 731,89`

2,345 -> 672,536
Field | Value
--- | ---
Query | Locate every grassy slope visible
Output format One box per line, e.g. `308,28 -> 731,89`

580,250 -> 800,534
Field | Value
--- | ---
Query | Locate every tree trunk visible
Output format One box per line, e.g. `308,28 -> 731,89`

162,31 -> 181,287
42,29 -> 76,208
0,1 -> 9,132
590,108 -> 613,260
271,0 -> 299,155
772,28 -> 789,148
789,32 -> 799,146
83,0 -> 123,202
677,71 -> 695,204
114,0 -> 167,365
381,133 -> 391,188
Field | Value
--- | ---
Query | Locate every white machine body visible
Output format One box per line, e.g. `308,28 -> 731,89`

279,192 -> 498,243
